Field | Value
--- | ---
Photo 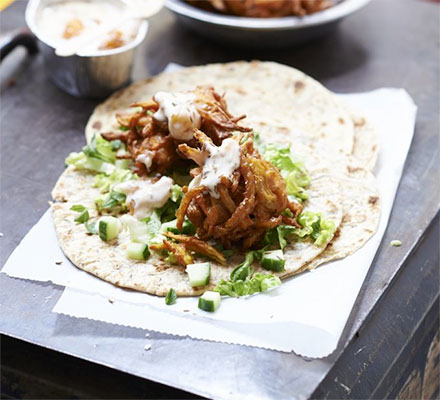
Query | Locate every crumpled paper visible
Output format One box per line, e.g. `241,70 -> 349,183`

2,86 -> 416,357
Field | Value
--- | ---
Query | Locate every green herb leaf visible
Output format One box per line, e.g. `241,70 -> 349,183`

165,288 -> 177,305
70,204 -> 86,212
119,125 -> 130,131
70,205 -> 89,223
75,209 -> 89,223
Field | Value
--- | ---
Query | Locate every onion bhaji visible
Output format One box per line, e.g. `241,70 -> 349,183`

176,130 -> 303,250
101,86 -> 250,176
101,85 -> 304,263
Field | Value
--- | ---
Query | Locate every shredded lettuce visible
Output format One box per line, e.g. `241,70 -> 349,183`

265,211 -> 336,249
82,134 -> 116,164
65,152 -> 115,174
296,211 -> 336,246
285,171 -> 309,201
156,184 -> 184,223
214,248 -> 281,297
262,144 -> 311,202
95,190 -> 127,215
94,168 -> 137,194
215,272 -> 281,298
229,248 -> 265,282
66,135 -> 131,175
115,159 -> 131,170
142,211 -> 163,243
120,212 -> 162,245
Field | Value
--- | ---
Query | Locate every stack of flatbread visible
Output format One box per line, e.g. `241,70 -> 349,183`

52,62 -> 380,296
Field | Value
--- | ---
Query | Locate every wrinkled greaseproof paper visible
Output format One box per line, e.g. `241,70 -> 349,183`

2,87 -> 416,357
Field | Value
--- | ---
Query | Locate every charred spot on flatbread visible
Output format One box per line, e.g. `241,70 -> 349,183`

92,121 -> 102,130
294,80 -> 305,92
368,195 -> 379,205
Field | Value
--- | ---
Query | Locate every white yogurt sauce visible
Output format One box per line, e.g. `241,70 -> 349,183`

136,151 -> 154,171
36,1 -> 140,54
115,176 -> 173,219
190,138 -> 241,198
153,91 -> 201,141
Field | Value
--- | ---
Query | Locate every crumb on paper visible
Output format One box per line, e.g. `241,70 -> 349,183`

0,232 -> 4,237
183,309 -> 190,312
390,240 -> 402,247
93,344 -> 97,348
32,294 -> 36,297
144,344 -> 151,351
354,346 -> 366,355
334,377 -> 351,394
108,298 -> 115,304
55,261 -> 63,265
7,79 -> 16,87
145,333 -> 150,338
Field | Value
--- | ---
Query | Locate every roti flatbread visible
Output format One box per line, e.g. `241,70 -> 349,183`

86,61 -> 355,158
51,61 -> 381,296
51,167 -> 343,295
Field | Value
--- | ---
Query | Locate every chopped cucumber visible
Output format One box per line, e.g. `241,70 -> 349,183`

126,242 -> 150,260
261,250 -> 285,272
160,219 -> 179,234
186,262 -> 211,287
98,216 -> 120,241
198,291 -> 221,312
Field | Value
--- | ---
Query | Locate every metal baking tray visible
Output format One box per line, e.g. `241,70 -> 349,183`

1,1 -> 439,398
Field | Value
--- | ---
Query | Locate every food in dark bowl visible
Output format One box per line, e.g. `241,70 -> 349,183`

166,0 -> 371,49
186,0 -> 334,18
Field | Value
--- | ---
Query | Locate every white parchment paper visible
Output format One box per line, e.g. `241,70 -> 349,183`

2,88 -> 416,357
